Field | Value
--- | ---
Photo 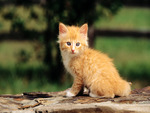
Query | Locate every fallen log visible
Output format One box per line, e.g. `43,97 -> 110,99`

0,86 -> 150,113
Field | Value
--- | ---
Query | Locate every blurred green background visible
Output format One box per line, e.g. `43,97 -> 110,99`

0,0 -> 150,94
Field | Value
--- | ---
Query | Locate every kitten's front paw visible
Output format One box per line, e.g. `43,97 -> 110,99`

66,90 -> 75,97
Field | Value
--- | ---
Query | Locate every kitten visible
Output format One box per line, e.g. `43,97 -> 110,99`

58,23 -> 131,98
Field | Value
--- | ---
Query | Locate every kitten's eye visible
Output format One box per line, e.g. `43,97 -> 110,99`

66,42 -> 71,46
76,42 -> 80,46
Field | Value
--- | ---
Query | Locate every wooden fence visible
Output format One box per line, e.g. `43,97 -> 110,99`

0,29 -> 150,41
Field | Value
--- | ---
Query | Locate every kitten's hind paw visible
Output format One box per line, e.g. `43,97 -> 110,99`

89,92 -> 115,98
66,90 -> 75,97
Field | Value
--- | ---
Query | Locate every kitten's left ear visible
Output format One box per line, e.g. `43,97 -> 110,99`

79,23 -> 88,37
59,23 -> 68,35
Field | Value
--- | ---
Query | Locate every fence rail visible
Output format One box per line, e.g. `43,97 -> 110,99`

95,29 -> 150,38
0,29 -> 150,41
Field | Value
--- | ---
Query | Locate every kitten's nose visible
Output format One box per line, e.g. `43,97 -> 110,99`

72,49 -> 75,54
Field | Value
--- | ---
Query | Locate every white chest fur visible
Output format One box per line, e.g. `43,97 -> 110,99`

61,51 -> 74,76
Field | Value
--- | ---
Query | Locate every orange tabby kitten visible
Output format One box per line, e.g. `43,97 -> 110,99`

58,23 -> 131,98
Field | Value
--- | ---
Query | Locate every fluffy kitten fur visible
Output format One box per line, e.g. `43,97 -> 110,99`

58,23 -> 131,98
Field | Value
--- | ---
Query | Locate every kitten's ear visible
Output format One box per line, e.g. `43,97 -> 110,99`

59,23 -> 68,35
79,23 -> 88,37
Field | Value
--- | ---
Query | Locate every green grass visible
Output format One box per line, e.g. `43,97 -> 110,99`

94,37 -> 150,88
94,7 -> 150,31
0,41 -> 43,67
0,40 -> 71,94
0,38 -> 150,94
94,7 -> 150,88
0,6 -> 150,94
0,64 -> 71,94
0,73 -> 70,94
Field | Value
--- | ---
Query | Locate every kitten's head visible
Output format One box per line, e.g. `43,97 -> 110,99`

58,23 -> 88,56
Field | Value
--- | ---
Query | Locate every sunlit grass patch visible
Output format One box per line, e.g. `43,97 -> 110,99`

94,7 -> 150,31
94,37 -> 150,88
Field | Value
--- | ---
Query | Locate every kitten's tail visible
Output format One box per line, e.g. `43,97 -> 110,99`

116,80 -> 131,97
